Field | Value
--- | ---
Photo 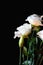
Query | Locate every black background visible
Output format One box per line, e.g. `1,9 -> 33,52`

8,1 -> 43,65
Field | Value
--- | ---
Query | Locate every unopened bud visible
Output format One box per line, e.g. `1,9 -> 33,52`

19,36 -> 24,48
23,46 -> 27,56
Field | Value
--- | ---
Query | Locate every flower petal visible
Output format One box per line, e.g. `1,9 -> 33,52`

25,14 -> 43,26
37,30 -> 43,41
14,31 -> 22,38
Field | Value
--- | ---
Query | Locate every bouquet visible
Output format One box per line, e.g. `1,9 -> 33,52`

14,14 -> 43,65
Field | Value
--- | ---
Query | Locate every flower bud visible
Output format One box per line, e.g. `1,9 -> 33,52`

19,36 -> 24,48
23,46 -> 27,56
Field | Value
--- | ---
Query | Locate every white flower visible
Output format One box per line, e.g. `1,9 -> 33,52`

14,23 -> 32,39
37,30 -> 43,41
25,14 -> 43,26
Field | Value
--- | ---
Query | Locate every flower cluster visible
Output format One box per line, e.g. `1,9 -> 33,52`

14,14 -> 43,48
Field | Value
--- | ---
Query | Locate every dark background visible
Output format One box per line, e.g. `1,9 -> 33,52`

8,1 -> 43,65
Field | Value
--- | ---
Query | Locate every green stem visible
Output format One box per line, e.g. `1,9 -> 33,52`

40,41 -> 43,48
31,42 -> 34,65
36,54 -> 41,65
19,48 -> 22,65
39,56 -> 43,65
27,53 -> 28,65
22,54 -> 24,62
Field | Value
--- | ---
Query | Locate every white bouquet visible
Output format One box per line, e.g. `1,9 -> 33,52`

14,14 -> 43,65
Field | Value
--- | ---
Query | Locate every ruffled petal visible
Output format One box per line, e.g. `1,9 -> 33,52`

37,30 -> 43,41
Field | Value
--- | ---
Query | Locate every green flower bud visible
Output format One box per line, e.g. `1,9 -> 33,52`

23,46 -> 27,56
19,36 -> 24,48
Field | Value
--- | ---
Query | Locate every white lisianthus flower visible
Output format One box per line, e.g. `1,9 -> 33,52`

25,14 -> 43,26
37,30 -> 43,41
14,23 -> 32,39
14,23 -> 32,47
